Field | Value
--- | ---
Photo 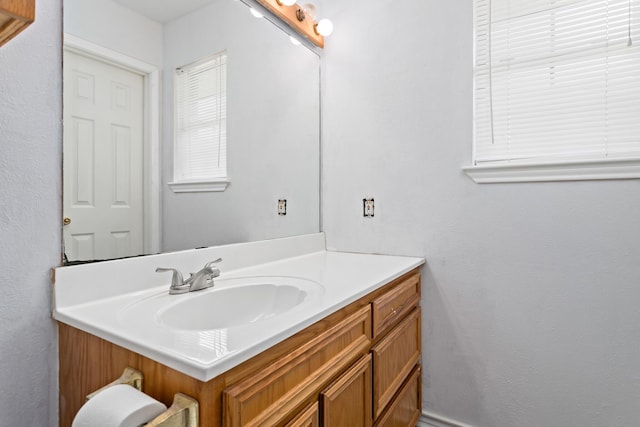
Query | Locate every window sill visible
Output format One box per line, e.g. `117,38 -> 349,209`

168,178 -> 230,193
462,158 -> 640,183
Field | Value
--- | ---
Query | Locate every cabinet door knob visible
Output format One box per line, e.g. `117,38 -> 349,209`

63,217 -> 71,225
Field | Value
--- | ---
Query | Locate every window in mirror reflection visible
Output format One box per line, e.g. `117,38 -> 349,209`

172,51 -> 228,191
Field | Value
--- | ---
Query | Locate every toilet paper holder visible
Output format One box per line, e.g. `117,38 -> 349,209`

86,367 -> 144,400
145,393 -> 198,427
86,367 -> 199,427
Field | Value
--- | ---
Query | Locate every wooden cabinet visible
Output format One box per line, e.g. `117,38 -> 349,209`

321,354 -> 372,427
286,403 -> 319,427
0,0 -> 35,47
223,306 -> 371,427
371,308 -> 421,418
59,268 -> 422,427
372,271 -> 420,339
374,366 -> 421,427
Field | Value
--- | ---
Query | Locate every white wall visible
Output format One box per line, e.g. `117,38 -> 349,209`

162,0 -> 320,251
64,0 -> 163,67
0,1 -> 62,425
321,0 -> 640,426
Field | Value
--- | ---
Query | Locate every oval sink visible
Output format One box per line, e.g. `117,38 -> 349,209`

158,283 -> 308,330
115,276 -> 324,333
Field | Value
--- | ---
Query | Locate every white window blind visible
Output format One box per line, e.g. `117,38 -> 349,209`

474,0 -> 640,166
174,51 -> 227,182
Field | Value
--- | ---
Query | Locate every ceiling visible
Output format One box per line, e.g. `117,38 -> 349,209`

112,0 -> 217,23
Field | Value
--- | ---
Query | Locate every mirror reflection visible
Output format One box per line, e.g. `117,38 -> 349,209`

62,0 -> 320,263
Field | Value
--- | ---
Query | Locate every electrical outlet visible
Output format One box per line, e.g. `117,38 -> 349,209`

278,199 -> 287,216
363,198 -> 374,217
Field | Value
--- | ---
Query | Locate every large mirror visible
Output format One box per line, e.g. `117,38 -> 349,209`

62,0 -> 320,263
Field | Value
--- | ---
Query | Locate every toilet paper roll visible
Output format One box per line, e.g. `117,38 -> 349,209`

72,384 -> 167,427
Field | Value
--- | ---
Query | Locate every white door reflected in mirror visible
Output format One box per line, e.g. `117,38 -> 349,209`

63,50 -> 145,261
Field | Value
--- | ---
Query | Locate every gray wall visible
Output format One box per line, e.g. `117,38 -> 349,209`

321,0 -> 640,426
0,1 -> 62,425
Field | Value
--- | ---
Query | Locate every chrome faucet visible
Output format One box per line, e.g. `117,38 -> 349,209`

156,258 -> 222,295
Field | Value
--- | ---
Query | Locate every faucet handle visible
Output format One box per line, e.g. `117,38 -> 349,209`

204,258 -> 222,269
204,258 -> 222,278
155,267 -> 184,288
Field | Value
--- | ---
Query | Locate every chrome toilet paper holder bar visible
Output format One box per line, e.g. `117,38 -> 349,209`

85,367 -> 199,427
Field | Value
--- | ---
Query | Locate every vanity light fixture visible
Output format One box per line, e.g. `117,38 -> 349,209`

295,3 -> 316,22
254,0 -> 332,48
295,4 -> 333,38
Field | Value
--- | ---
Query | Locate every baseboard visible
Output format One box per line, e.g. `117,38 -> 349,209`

417,410 -> 474,427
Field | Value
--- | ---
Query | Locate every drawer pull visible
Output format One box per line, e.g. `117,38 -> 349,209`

384,300 -> 408,324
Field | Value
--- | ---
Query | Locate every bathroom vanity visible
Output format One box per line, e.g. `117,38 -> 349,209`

54,234 -> 424,426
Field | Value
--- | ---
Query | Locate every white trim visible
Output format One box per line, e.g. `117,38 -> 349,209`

419,410 -> 474,427
168,178 -> 231,193
463,158 -> 640,184
145,67 -> 162,253
63,34 -> 162,254
64,34 -> 157,76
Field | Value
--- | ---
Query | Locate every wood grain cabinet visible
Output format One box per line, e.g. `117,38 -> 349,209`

59,268 -> 422,427
372,308 -> 421,418
285,403 -> 319,427
0,0 -> 35,47
223,306 -> 372,427
374,366 -> 421,427
321,354 -> 372,427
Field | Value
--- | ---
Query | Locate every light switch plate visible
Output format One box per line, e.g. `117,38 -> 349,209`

363,198 -> 374,217
278,199 -> 287,216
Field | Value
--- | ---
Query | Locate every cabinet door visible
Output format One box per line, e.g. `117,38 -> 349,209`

286,402 -> 319,427
371,308 -> 421,418
321,354 -> 372,427
374,366 -> 421,427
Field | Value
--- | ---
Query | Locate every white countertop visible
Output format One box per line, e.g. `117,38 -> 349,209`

53,234 -> 424,381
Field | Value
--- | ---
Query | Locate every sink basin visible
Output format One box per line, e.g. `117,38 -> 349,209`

158,283 -> 307,330
118,276 -> 323,332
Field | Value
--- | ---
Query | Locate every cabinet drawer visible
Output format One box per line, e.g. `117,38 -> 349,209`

321,354 -> 372,427
223,305 -> 371,427
375,366 -> 421,427
372,271 -> 420,339
372,307 -> 421,418
285,402 -> 319,427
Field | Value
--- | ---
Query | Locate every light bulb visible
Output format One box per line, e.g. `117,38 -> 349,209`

302,3 -> 317,20
315,18 -> 334,36
277,0 -> 297,5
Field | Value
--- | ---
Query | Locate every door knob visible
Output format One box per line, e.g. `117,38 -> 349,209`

63,217 -> 71,225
